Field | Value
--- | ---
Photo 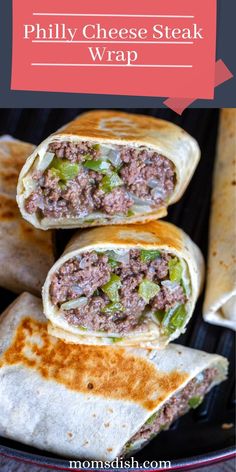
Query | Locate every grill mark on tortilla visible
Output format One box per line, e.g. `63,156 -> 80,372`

0,194 -> 53,253
0,317 -> 188,410
0,141 -> 35,191
57,111 -> 178,142
66,222 -> 183,254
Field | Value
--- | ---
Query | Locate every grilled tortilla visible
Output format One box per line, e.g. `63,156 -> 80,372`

203,109 -> 236,330
0,293 -> 227,460
17,110 -> 200,230
42,221 -> 204,348
0,136 -> 54,295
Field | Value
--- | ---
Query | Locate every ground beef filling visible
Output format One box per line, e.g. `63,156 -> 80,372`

49,249 -> 187,335
24,141 -> 176,219
128,367 -> 218,447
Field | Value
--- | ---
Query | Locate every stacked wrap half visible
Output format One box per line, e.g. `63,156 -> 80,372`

43,221 -> 204,349
0,136 -> 54,295
203,109 -> 236,330
17,110 -> 200,229
0,293 -> 228,460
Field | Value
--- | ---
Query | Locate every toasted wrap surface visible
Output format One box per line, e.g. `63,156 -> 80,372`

203,109 -> 236,330
0,136 -> 54,295
43,221 -> 204,348
17,110 -> 200,229
0,293 -> 227,460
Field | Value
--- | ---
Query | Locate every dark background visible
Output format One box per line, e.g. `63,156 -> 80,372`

0,0 -> 236,107
0,108 -> 235,469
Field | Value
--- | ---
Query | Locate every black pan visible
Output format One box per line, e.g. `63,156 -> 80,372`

0,108 -> 235,470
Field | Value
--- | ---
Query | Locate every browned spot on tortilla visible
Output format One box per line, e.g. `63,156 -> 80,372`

231,180 -> 236,186
0,194 -> 53,256
0,318 -> 188,411
58,111 -> 175,144
212,251 -> 217,256
0,197 -> 19,221
70,221 -> 183,254
107,448 -> 113,452
0,141 -> 35,192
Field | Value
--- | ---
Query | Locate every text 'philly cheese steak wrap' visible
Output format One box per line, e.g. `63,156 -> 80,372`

203,109 -> 236,330
17,110 -> 200,230
43,221 -> 204,348
0,293 -> 227,460
0,136 -> 54,295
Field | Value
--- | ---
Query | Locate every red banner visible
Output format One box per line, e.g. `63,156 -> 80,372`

11,0 -> 217,98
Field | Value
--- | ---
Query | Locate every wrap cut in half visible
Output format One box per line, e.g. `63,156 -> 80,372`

0,293 -> 228,460
0,136 -> 54,295
17,110 -> 200,230
42,221 -> 204,348
203,109 -> 236,330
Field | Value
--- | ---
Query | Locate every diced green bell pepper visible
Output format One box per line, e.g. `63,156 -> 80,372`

101,172 -> 123,193
84,159 -> 110,173
101,274 -> 121,302
108,258 -> 120,269
127,209 -> 135,217
49,157 -> 80,181
188,396 -> 203,409
168,257 -> 183,282
111,337 -> 123,343
153,309 -> 166,323
138,279 -> 160,304
101,302 -> 124,314
163,304 -> 187,335
146,412 -> 157,425
140,250 -> 161,263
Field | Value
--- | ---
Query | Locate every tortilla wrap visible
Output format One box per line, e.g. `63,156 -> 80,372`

203,109 -> 236,330
0,293 -> 227,460
0,136 -> 54,295
42,221 -> 204,348
17,110 -> 200,230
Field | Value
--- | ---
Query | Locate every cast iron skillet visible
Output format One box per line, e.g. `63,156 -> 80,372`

0,108 -> 235,470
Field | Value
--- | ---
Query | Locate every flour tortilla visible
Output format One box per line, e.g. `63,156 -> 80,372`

0,136 -> 54,295
17,110 -> 200,229
0,293 -> 227,460
43,221 -> 204,348
203,109 -> 236,330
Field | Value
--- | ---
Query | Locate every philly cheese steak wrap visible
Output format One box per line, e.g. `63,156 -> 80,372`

43,221 -> 204,348
0,136 -> 54,295
203,109 -> 236,330
17,110 -> 200,230
0,293 -> 228,460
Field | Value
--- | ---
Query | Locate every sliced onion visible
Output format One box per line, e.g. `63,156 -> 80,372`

22,177 -> 37,196
71,285 -> 84,296
107,149 -> 121,167
128,192 -> 153,206
106,250 -> 129,264
147,178 -> 160,189
100,145 -> 111,157
37,152 -> 54,172
130,204 -> 152,214
151,187 -> 165,200
161,280 -> 180,292
61,297 -> 88,310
